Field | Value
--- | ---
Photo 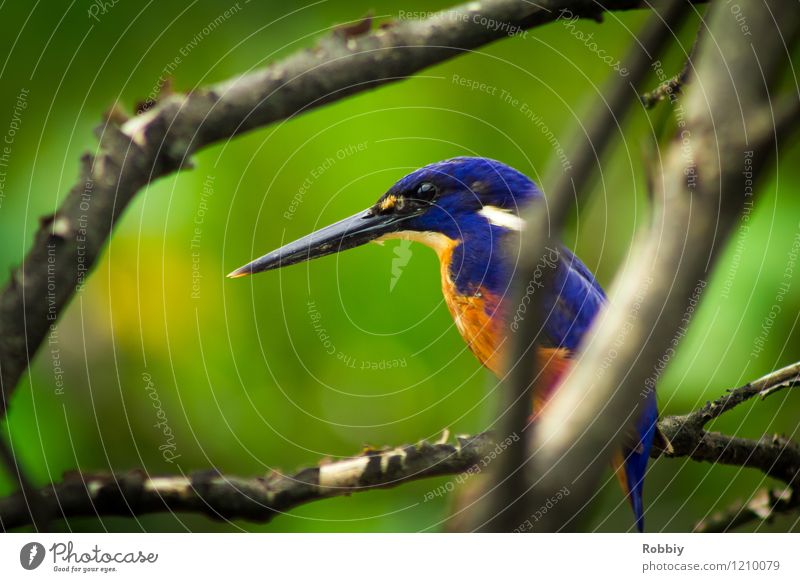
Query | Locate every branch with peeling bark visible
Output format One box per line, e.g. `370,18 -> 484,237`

0,361 -> 798,531
0,433 -> 496,531
639,25 -> 702,109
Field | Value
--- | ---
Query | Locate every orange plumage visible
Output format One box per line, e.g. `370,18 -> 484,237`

436,240 -> 573,415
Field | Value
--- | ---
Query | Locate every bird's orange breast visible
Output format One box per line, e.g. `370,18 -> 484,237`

376,230 -> 572,411
437,243 -> 572,413
440,262 -> 506,377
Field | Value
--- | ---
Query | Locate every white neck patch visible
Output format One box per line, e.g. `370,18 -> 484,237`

478,205 -> 525,231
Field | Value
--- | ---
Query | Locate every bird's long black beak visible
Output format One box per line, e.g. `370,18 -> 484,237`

228,208 -> 407,278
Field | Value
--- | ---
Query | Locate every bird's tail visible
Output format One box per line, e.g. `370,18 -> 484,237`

612,391 -> 659,532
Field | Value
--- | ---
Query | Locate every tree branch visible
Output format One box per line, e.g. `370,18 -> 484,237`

679,360 -> 800,429
1,360 -> 798,531
658,361 -> 800,487
525,0 -> 800,532
694,487 -> 797,533
639,24 -> 702,109
0,433 -> 495,531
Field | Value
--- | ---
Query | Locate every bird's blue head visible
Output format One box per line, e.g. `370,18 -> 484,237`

229,157 -> 542,287
373,156 -> 540,242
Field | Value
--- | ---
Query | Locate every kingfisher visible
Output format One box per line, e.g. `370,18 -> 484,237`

229,156 -> 658,531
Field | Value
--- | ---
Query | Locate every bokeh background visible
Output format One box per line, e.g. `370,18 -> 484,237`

0,0 -> 798,532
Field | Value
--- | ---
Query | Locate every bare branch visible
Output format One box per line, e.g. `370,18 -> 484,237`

639,70 -> 688,109
661,425 -> 800,488
0,433 -> 495,531
683,360 -> 800,429
640,23 -> 702,109
657,361 -> 800,489
694,488 -> 798,533
0,420 -> 795,532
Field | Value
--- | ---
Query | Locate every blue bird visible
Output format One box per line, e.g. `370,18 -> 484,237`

229,156 -> 658,531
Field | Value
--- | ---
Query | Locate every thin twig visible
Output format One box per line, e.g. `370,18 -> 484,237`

694,487 -> 797,533
0,433 -> 495,531
685,360 -> 800,428
640,23 -> 703,109
639,70 -> 687,109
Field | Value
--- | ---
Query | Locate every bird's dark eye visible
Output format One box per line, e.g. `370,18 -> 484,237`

415,182 -> 437,200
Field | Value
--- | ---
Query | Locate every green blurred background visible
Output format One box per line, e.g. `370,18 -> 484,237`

0,0 -> 798,532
